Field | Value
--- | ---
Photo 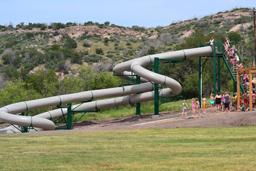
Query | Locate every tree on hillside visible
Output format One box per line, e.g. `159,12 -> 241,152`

25,69 -> 59,97
104,21 -> 110,26
95,48 -> 103,55
227,32 -> 241,43
51,44 -> 61,51
148,46 -> 156,54
64,38 -> 77,49
52,22 -> 65,30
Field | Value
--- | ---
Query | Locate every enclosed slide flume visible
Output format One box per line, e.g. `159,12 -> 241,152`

0,46 -> 213,133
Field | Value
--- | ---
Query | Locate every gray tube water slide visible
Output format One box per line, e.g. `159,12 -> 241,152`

0,46 -> 212,133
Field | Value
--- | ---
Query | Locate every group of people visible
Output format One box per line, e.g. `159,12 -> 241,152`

223,37 -> 243,70
181,95 -> 210,117
207,36 -> 244,70
181,90 -> 256,118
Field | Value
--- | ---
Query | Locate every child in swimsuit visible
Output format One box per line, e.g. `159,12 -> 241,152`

210,94 -> 215,113
230,45 -> 236,56
181,100 -> 188,118
191,98 -> 196,116
202,95 -> 207,114
196,98 -> 200,116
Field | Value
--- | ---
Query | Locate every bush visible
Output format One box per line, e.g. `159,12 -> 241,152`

24,63 -> 35,70
45,60 -> 56,69
128,51 -> 133,56
51,44 -> 61,51
126,42 -> 132,46
227,32 -> 241,43
84,50 -> 89,55
234,16 -> 252,25
13,57 -> 22,68
114,46 -> 124,50
52,22 -> 65,30
26,32 -> 34,38
98,24 -> 104,28
148,46 -> 156,55
40,25 -> 47,30
56,60 -> 66,72
129,38 -> 138,43
106,54 -> 114,58
5,41 -> 18,48
2,54 -> 12,64
53,31 -> 59,36
79,31 -> 88,39
82,42 -> 91,47
3,65 -> 20,79
64,70 -> 69,75
95,48 -> 104,54
84,54 -> 102,63
64,38 -> 77,49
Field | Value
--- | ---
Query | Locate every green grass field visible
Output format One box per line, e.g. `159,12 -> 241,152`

1,127 -> 256,170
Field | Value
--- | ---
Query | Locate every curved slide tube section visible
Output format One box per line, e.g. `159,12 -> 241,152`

0,46 -> 212,133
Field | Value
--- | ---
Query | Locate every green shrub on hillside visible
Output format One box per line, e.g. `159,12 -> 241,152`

64,38 -> 77,49
95,48 -> 103,54
5,40 -> 18,48
84,54 -> 102,63
51,44 -> 61,51
234,16 -> 252,25
26,32 -> 34,38
53,31 -> 59,36
82,42 -> 91,47
2,54 -> 12,64
228,32 -> 241,43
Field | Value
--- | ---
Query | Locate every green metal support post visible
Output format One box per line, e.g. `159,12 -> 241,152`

218,56 -> 221,93
154,57 -> 159,115
67,103 -> 72,130
136,75 -> 141,115
213,41 -> 217,96
21,112 -> 28,133
198,56 -> 202,107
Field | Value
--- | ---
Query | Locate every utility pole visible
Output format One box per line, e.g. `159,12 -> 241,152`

254,7 -> 256,66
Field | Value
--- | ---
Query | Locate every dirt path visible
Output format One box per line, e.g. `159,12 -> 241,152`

25,108 -> 256,135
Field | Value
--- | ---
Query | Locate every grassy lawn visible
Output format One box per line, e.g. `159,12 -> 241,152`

1,127 -> 256,170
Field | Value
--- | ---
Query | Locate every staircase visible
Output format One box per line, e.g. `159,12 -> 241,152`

231,63 -> 237,78
221,53 -> 245,93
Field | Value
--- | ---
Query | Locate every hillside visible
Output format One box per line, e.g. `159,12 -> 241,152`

0,7 -> 254,100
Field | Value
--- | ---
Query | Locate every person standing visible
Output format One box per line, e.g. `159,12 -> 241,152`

191,98 -> 196,116
206,36 -> 215,50
202,95 -> 207,114
224,92 -> 230,112
181,100 -> 188,118
215,92 -> 222,113
196,98 -> 200,116
210,94 -> 215,113
231,94 -> 236,111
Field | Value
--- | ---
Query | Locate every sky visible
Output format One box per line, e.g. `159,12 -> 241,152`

0,0 -> 255,28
